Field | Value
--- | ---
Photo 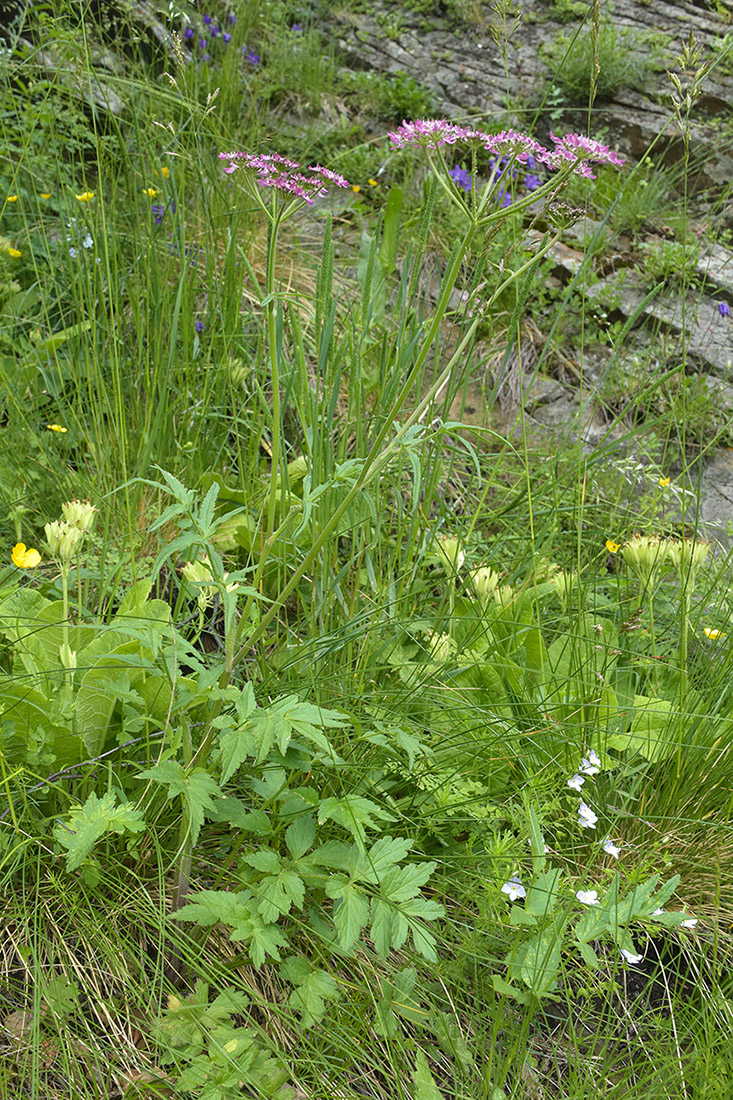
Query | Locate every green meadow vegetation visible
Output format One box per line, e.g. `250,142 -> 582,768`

1,1 -> 732,1097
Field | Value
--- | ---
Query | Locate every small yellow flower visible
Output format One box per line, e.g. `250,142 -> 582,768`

8,248 -> 21,258
76,191 -> 95,202
352,184 -> 361,193
368,178 -> 378,186
142,187 -> 158,197
606,539 -> 620,554
704,627 -> 726,641
12,543 -> 41,569
46,423 -> 67,432
40,192 -> 51,199
659,477 -> 671,487
7,195 -> 18,203
160,165 -> 170,179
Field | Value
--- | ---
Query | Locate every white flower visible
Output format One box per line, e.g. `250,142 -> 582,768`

501,876 -> 526,901
652,908 -> 665,916
82,232 -> 94,249
578,802 -> 598,829
680,917 -> 698,930
603,839 -> 621,859
567,773 -> 585,792
580,749 -> 601,776
620,948 -> 643,964
69,246 -> 78,258
576,889 -> 599,906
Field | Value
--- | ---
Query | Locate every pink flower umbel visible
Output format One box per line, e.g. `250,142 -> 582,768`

220,152 -> 349,203
387,119 -> 492,150
543,132 -> 626,179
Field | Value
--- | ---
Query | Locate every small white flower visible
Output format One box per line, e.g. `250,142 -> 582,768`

578,802 -> 598,829
620,948 -> 643,964
580,749 -> 601,776
567,773 -> 585,792
652,908 -> 665,916
603,839 -> 621,859
576,889 -> 599,905
82,232 -> 94,249
680,917 -> 698,930
69,246 -> 78,258
501,876 -> 526,901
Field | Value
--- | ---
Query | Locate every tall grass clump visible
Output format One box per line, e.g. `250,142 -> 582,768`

1,3 -> 732,1098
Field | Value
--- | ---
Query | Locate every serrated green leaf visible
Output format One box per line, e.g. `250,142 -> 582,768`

285,815 -> 316,860
255,870 -> 306,923
54,791 -> 145,872
379,860 -> 437,903
328,881 -> 369,952
138,762 -> 221,847
577,941 -> 599,969
360,835 -> 413,882
318,795 -> 395,848
280,957 -> 340,1028
412,1050 -> 445,1100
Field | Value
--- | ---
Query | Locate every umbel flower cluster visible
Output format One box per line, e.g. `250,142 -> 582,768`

219,152 -> 350,203
387,120 -> 624,180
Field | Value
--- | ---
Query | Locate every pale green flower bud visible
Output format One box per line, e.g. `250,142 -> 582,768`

61,498 -> 97,533
59,642 -> 77,670
471,566 -> 500,601
181,556 -> 215,610
45,519 -> 84,562
181,557 -> 213,585
427,631 -> 456,663
622,534 -> 671,582
493,584 -> 515,608
667,538 -> 709,578
435,535 -> 465,572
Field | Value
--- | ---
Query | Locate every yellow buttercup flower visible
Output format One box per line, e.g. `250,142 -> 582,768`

352,184 -> 361,193
12,543 -> 41,569
40,192 -> 51,199
142,187 -> 158,197
659,477 -> 671,487
606,539 -> 620,554
368,178 -> 378,186
8,248 -> 21,258
76,191 -> 95,202
46,423 -> 67,432
704,627 -> 726,641
7,195 -> 18,203
155,165 -> 170,179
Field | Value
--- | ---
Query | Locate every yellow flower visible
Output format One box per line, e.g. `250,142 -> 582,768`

76,191 -> 95,202
606,539 -> 620,554
46,423 -> 67,432
659,477 -> 671,487
7,195 -> 18,203
368,178 -> 378,186
8,248 -> 21,258
142,187 -> 158,197
12,543 -> 41,569
161,165 -> 170,179
40,192 -> 51,199
704,627 -> 726,641
352,184 -> 361,193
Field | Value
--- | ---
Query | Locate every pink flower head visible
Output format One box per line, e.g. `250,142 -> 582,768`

550,132 -> 625,168
388,118 -> 492,150
540,148 -> 597,179
484,129 -> 547,164
219,151 -> 349,202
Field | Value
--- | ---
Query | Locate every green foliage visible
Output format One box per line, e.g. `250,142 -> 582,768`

544,22 -> 663,103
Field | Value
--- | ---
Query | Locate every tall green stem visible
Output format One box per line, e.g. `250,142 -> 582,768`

265,209 -> 283,542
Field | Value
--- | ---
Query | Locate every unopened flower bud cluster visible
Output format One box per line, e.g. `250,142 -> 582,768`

45,499 -> 97,564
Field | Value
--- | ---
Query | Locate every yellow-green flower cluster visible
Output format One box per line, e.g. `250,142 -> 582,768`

181,555 -> 239,610
45,499 -> 97,564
